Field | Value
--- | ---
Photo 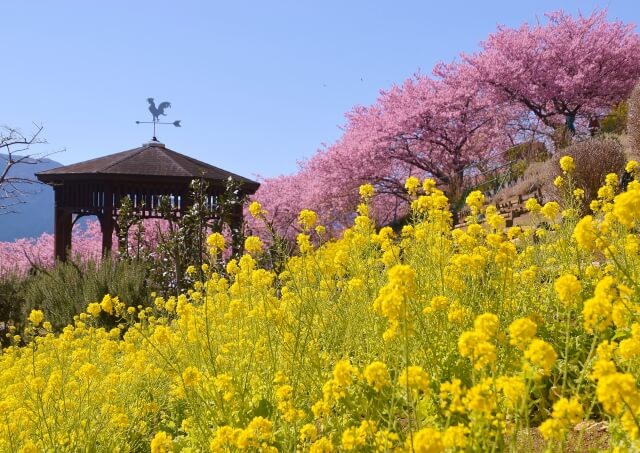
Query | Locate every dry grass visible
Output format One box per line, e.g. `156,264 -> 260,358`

515,421 -> 609,452
492,160 -> 554,205
628,80 -> 640,155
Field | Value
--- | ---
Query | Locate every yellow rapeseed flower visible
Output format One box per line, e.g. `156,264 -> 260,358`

508,318 -> 537,350
442,425 -> 467,449
552,397 -> 584,425
150,430 -> 174,452
573,216 -> 597,251
525,197 -> 541,213
363,361 -> 390,392
540,201 -> 560,222
309,437 -> 334,452
207,232 -> 226,252
466,190 -> 485,213
181,366 -> 202,387
439,379 -> 465,415
524,339 -> 557,376
333,359 -> 358,387
298,209 -> 318,230
27,309 -> 44,327
613,186 -> 640,228
297,233 -> 313,254
87,302 -> 102,317
248,200 -> 266,218
405,176 -> 420,195
496,375 -> 525,407
539,418 -> 566,441
559,155 -> 575,173
359,183 -> 375,199
596,372 -> 640,415
554,274 -> 582,306
407,427 -> 444,453
605,173 -> 619,186
299,423 -> 318,443
244,236 -> 264,255
398,366 -> 430,395
474,313 -> 500,339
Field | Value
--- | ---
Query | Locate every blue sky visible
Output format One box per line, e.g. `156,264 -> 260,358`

3,0 -> 639,181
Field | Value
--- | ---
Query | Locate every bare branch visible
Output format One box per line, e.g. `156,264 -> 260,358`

0,124 -> 64,215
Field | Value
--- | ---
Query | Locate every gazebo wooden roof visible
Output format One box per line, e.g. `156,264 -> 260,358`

36,140 -> 260,261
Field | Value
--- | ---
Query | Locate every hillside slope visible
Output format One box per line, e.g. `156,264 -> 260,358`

0,155 -> 62,241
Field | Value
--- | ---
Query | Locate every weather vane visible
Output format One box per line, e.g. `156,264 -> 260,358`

136,98 -> 182,141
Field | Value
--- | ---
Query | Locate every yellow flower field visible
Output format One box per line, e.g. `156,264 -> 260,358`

2,157 -> 640,452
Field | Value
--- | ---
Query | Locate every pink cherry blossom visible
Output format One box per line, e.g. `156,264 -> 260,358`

466,9 -> 640,138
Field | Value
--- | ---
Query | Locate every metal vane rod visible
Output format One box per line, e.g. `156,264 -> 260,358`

136,121 -> 182,126
135,97 -> 182,141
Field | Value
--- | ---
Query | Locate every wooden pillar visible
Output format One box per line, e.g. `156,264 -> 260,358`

101,185 -> 114,256
230,202 -> 244,256
53,187 -> 72,262
182,190 -> 194,214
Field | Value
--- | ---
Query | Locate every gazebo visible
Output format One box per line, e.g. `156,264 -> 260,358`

36,140 -> 260,261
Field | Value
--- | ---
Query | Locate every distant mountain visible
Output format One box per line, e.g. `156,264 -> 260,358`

0,155 -> 63,242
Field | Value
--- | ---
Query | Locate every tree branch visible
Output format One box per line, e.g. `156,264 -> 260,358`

0,124 -> 63,215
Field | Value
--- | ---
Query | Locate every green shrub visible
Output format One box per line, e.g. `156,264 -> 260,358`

0,274 -> 26,344
599,101 -> 628,135
22,258 -> 153,330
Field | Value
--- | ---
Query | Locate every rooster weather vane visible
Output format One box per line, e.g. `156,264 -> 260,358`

136,98 -> 182,141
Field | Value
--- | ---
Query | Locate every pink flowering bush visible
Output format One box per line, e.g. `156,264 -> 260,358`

0,219 -> 174,277
0,221 -> 103,276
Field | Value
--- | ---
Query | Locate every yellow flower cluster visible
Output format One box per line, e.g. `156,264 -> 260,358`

508,317 -> 537,350
4,156 -> 640,451
206,232 -> 225,254
363,361 -> 391,392
458,313 -> 498,370
372,264 -> 417,340
539,397 -> 583,441
466,190 -> 485,214
248,200 -> 267,218
523,338 -> 557,376
559,155 -> 575,173
244,235 -> 264,255
358,183 -> 375,199
298,209 -> 318,231
554,274 -> 582,306
405,176 -> 421,195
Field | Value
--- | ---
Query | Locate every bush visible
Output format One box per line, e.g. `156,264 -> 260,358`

558,138 -> 627,204
0,274 -> 26,343
599,101 -> 628,135
628,80 -> 640,154
21,258 -> 153,330
492,137 -> 626,214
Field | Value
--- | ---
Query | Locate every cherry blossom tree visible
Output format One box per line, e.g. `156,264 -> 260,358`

308,63 -> 504,216
467,9 -> 640,147
252,61 -> 506,233
246,171 -> 313,241
375,62 -> 506,204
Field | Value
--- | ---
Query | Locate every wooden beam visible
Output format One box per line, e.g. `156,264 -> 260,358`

101,185 -> 114,256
